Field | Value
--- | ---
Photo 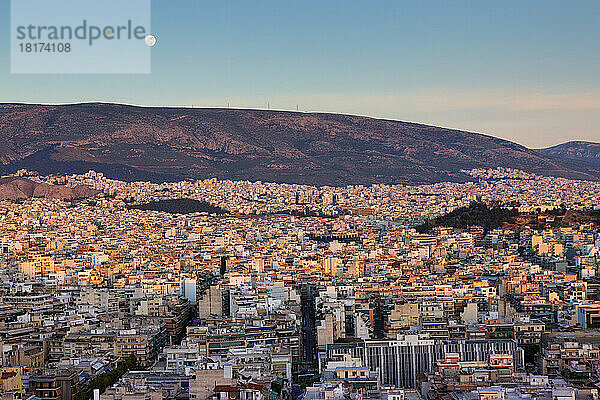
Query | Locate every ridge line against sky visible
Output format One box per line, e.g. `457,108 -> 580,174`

3,97 -> 599,151
1,0 -> 599,148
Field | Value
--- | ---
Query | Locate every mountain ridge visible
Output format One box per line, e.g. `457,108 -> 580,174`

536,141 -> 600,164
0,102 -> 599,185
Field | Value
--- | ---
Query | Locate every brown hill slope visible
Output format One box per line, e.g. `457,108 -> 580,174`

0,103 -> 597,185
0,177 -> 98,201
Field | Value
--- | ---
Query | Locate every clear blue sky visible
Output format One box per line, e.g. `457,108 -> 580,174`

1,0 -> 599,147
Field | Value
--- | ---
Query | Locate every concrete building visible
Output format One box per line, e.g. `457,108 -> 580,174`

198,286 -> 222,318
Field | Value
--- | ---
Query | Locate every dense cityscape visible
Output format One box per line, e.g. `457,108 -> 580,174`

1,168 -> 600,400
3,0 -> 599,399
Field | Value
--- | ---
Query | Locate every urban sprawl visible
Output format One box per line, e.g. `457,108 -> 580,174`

2,168 -> 600,400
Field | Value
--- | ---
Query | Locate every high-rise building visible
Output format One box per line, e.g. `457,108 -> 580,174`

365,336 -> 438,388
198,285 -> 223,318
182,278 -> 197,305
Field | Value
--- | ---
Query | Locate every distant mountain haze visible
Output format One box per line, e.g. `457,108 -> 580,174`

0,103 -> 598,185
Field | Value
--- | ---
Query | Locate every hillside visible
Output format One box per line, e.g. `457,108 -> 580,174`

418,201 -> 600,234
1,103 -> 599,185
537,141 -> 600,164
416,202 -> 518,234
0,177 -> 98,201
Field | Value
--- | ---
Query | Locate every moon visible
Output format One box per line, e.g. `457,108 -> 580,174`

145,34 -> 157,47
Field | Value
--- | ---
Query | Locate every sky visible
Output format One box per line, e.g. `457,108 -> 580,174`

1,0 -> 599,148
